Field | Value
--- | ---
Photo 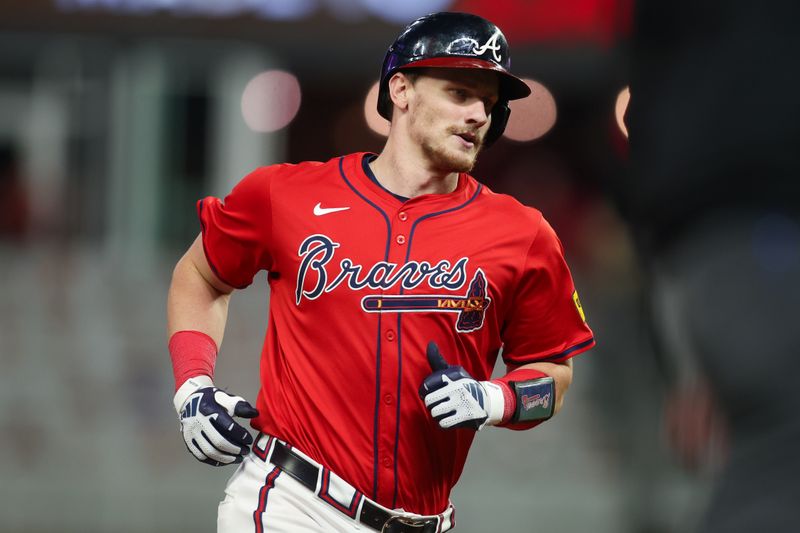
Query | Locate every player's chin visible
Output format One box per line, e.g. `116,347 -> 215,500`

446,147 -> 479,173
442,138 -> 478,164
424,139 -> 478,173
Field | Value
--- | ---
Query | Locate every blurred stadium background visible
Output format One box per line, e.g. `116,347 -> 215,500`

0,1 -> 715,531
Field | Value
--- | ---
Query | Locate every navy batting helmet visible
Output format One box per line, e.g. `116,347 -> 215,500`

378,12 -> 531,146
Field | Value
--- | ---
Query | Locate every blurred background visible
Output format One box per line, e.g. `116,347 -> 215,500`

0,0 -> 765,531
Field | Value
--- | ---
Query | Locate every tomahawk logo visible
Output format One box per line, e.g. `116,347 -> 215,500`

473,31 -> 502,62
361,269 -> 492,333
181,395 -> 200,420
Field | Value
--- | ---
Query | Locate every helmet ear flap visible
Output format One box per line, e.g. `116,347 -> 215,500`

484,101 -> 510,147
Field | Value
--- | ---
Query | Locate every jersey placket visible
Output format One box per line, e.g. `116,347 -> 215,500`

373,205 -> 411,506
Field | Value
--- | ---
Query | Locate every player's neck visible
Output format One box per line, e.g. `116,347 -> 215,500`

371,141 -> 459,199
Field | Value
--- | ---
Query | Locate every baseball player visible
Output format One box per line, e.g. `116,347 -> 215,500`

167,12 -> 595,532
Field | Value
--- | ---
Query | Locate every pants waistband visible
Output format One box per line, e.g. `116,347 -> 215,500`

252,433 -> 454,533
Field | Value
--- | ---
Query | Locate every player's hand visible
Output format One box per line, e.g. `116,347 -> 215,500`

173,376 -> 259,466
418,342 -> 504,430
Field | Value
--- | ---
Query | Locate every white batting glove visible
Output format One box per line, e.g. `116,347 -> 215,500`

418,342 -> 506,430
173,376 -> 259,466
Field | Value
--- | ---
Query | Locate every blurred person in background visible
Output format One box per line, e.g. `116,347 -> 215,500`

624,1 -> 800,531
0,143 -> 29,241
166,12 -> 594,533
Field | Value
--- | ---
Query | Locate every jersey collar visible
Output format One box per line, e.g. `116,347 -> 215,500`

341,152 -> 479,213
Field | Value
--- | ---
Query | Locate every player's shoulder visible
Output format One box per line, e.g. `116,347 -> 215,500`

232,157 -> 341,194
474,181 -> 544,227
247,158 -> 330,181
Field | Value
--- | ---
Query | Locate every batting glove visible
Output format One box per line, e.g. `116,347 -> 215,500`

173,376 -> 259,466
418,342 -> 505,430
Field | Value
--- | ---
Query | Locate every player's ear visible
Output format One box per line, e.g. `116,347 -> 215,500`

388,71 -> 413,116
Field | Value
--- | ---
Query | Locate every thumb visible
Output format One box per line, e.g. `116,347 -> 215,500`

214,390 -> 259,418
234,401 -> 259,419
427,341 -> 450,371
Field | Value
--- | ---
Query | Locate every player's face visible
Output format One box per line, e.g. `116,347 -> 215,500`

406,69 -> 499,173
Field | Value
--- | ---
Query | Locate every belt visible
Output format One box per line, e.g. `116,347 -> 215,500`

253,434 -> 448,533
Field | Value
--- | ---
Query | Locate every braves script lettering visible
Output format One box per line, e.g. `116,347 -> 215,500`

296,234 -> 469,305
521,393 -> 551,411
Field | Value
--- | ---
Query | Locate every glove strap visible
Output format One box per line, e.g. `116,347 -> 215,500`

173,375 -> 214,414
480,381 -> 508,426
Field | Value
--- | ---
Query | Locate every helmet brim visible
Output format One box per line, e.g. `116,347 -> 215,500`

400,56 -> 532,101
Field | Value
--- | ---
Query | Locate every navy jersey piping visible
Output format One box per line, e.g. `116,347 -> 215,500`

362,153 -> 410,203
338,156 -> 392,501
506,336 -> 596,366
392,182 -> 483,508
534,337 -> 596,363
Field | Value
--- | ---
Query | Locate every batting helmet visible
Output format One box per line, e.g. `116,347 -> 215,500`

377,12 -> 531,146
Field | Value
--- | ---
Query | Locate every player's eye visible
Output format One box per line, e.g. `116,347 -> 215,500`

448,88 -> 468,101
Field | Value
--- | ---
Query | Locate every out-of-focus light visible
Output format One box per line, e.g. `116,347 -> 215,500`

503,79 -> 557,142
360,0 -> 456,23
364,81 -> 390,137
241,70 -> 302,133
615,86 -> 630,138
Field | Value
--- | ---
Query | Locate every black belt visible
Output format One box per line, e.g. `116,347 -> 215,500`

269,440 -> 439,533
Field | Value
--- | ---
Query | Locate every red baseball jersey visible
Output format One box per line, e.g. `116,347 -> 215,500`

197,152 -> 595,515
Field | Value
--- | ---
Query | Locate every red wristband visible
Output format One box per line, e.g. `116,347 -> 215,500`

168,330 -> 218,391
492,368 -> 550,429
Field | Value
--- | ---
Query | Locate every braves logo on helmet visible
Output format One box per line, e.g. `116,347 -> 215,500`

472,31 -> 503,62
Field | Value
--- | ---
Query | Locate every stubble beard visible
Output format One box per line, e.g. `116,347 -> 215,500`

420,129 -> 482,174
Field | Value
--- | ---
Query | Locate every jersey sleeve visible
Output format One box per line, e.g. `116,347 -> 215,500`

501,216 -> 595,365
196,166 -> 274,289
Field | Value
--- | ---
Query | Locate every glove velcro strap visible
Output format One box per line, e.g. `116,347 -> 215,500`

510,377 -> 556,423
479,381 -> 507,427
173,375 -> 214,414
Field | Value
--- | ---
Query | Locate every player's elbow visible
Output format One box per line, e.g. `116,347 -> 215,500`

553,360 -> 574,415
170,252 -> 197,292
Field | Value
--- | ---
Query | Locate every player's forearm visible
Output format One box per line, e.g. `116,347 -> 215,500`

507,359 -> 573,415
167,241 -> 232,347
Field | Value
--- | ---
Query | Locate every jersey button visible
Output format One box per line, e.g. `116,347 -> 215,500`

398,211 -> 408,222
385,330 -> 395,341
395,234 -> 406,245
382,457 -> 392,468
383,394 -> 393,405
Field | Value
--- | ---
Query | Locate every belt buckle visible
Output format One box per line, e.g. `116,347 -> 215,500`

381,515 -> 435,533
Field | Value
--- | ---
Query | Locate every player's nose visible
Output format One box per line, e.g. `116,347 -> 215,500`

464,100 -> 489,128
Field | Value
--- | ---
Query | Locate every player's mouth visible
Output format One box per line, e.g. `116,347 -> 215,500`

454,131 -> 479,149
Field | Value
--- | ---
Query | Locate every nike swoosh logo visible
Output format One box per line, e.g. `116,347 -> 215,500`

313,202 -> 350,216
